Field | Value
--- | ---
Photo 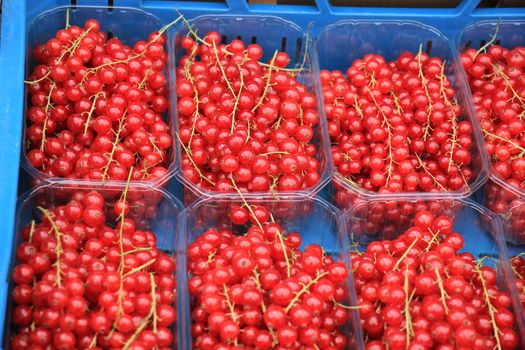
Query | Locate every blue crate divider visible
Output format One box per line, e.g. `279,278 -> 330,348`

0,0 -> 524,347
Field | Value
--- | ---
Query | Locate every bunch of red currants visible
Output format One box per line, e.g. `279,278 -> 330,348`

187,204 -> 351,349
322,51 -> 475,195
25,19 -> 172,182
352,210 -> 519,350
176,31 -> 322,193
10,190 -> 177,350
461,44 -> 525,227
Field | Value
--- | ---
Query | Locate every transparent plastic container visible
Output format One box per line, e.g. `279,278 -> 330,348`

480,177 -> 525,245
2,182 -> 183,348
459,20 -> 525,238
499,201 -> 525,336
171,15 -> 332,205
345,197 -> 525,349
179,194 -> 359,350
315,20 -> 490,209
21,6 -> 176,189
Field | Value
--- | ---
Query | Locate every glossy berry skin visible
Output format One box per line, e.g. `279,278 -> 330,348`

25,18 -> 172,182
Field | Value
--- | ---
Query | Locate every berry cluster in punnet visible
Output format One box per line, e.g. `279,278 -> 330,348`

10,187 -> 177,350
187,201 -> 351,349
352,210 -> 519,350
461,42 -> 525,223
322,49 -> 475,196
176,31 -> 322,193
25,18 -> 173,182
461,44 -> 525,188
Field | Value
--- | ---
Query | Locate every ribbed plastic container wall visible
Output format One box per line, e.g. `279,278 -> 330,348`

500,201 -> 525,335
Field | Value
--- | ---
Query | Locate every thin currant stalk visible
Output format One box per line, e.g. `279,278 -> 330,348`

437,63 -> 462,174
416,44 -> 434,141
230,177 -> 292,277
101,110 -> 127,181
184,45 -> 200,148
434,268 -> 450,314
177,10 -> 210,47
25,25 -> 95,85
491,63 -> 525,110
391,91 -> 404,115
252,51 -> 278,113
284,271 -> 328,313
28,220 -> 36,243
138,66 -> 154,90
83,91 -> 103,136
87,333 -> 98,349
404,265 -> 414,346
38,207 -> 64,287
252,269 -> 267,312
482,128 -> 525,155
414,153 -> 448,191
222,284 -> 239,323
122,260 -> 157,278
423,228 -> 442,252
353,95 -> 364,119
366,86 -> 394,187
80,15 -> 183,85
473,24 -> 500,61
40,82 -> 56,151
114,168 -> 134,325
176,133 -> 216,186
212,41 -> 236,97
393,239 -> 419,271
147,132 -> 165,160
332,299 -> 361,310
474,261 -> 503,350
122,274 -> 158,349
230,63 -> 245,135
65,9 -> 71,29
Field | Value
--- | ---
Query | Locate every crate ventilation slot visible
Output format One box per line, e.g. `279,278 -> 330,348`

425,40 -> 433,55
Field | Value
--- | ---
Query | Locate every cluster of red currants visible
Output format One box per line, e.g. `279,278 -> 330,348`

322,51 -> 474,195
352,210 -> 519,350
176,32 -> 322,193
25,19 -> 172,182
187,204 -> 351,349
461,44 -> 525,220
510,255 -> 525,309
10,190 -> 177,350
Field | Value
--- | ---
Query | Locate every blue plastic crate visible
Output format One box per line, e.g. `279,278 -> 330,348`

1,0 -> 525,348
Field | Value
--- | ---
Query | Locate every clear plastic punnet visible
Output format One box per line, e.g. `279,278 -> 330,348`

345,197 -> 525,349
3,182 -> 183,349
170,15 -> 332,205
459,20 -> 525,242
314,20 -> 490,209
499,200 -> 525,343
179,194 -> 360,349
21,7 -> 177,189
